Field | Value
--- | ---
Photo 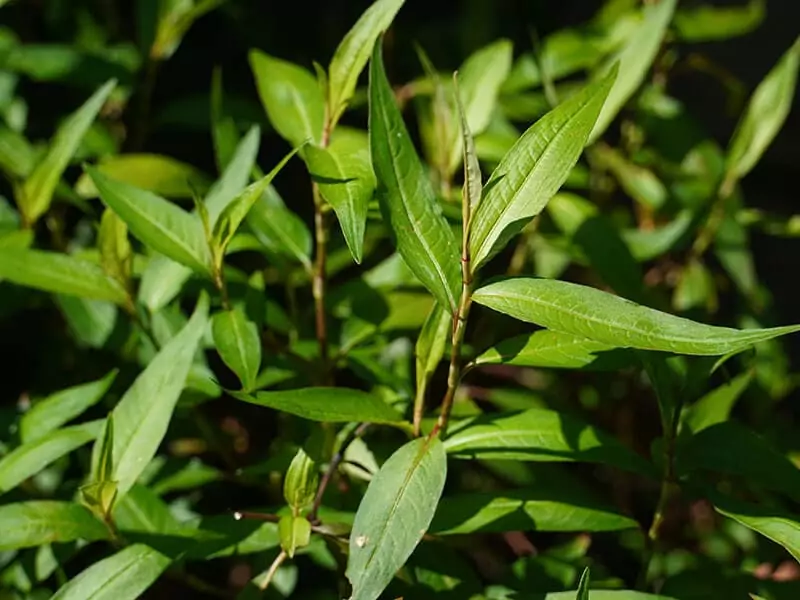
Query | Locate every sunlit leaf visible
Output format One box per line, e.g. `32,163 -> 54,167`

681,371 -> 753,433
211,307 -> 261,392
0,501 -> 108,551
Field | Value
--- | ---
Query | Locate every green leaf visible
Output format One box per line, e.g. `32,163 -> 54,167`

591,145 -> 667,210
113,484 -> 186,536
0,421 -> 103,493
110,293 -> 209,497
454,73 -> 482,214
726,37 -> 800,180
19,79 -> 115,225
304,128 -> 375,263
415,302 -> 451,402
246,185 -> 313,269
0,501 -> 108,551
49,544 -> 171,600
577,567 -> 590,600
429,489 -> 637,535
284,446 -> 319,515
0,125 -> 35,178
369,39 -> 461,311
469,67 -> 617,271
233,388 -> 403,424
347,437 -> 447,600
473,277 -> 800,356
211,308 -> 261,392
279,514 -> 311,558
588,0 -> 677,143
250,50 -> 324,146
474,330 -> 630,371
674,0 -> 765,42
0,248 -> 128,304
681,371 -> 753,433
328,0 -> 405,124
673,258 -> 716,312
545,593 -> 676,600
75,154 -> 209,199
622,212 -> 692,262
443,408 -> 654,476
87,166 -> 211,274
20,370 -> 117,443
57,296 -> 118,348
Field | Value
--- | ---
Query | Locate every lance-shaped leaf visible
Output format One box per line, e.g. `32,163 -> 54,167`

681,370 -> 753,433
726,37 -> 800,180
98,208 -> 133,288
473,278 -> 800,356
233,388 -> 403,424
328,0 -> 405,125
347,437 -> 446,600
454,72 -> 482,214
577,568 -> 591,600
110,293 -> 209,497
87,166 -> 211,275
250,50 -> 324,146
469,67 -> 617,271
443,408 -> 654,476
246,184 -> 313,269
50,544 -> 171,600
211,308 -> 260,392
369,39 -> 461,312
415,302 -> 451,401
0,248 -> 128,304
304,128 -> 374,263
19,79 -> 115,225
674,0 -> 764,42
588,0 -> 677,143
0,501 -> 108,551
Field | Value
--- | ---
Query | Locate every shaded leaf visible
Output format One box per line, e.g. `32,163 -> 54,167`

577,567 -> 590,600
681,371 -> 753,433
211,308 -> 261,392
0,501 -> 108,551
674,0 -> 765,43
246,185 -> 313,269
415,302 -> 451,400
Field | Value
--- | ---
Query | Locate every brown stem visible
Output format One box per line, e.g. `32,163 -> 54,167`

214,267 -> 231,311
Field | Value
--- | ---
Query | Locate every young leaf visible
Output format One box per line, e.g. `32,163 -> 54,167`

111,293 -> 209,497
19,79 -> 115,225
20,369 -> 117,442
328,0 -> 405,125
453,73 -> 482,214
211,308 -> 261,392
98,208 -> 132,288
473,277 -> 800,356
87,166 -> 212,274
726,37 -> 800,180
347,437 -> 447,600
0,501 -> 108,551
443,408 -> 654,476
577,567 -> 590,600
233,388 -> 403,424
0,421 -> 103,493
49,544 -> 171,600
681,371 -> 753,433
588,0 -> 677,143
369,39 -> 461,312
304,128 -> 375,263
284,446 -> 319,515
429,489 -> 637,535
469,67 -> 617,271
250,50 -> 324,146
0,249 -> 128,304
279,514 -> 311,558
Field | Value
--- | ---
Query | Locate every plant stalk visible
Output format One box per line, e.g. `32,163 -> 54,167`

312,112 -> 333,383
258,550 -> 288,591
691,172 -> 737,259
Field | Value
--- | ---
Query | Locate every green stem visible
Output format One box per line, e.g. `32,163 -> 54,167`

691,172 -> 737,259
258,550 -> 288,592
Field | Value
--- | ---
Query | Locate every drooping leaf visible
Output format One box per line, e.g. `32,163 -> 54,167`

233,388 -> 403,424
55,295 -> 118,349
20,370 -> 117,442
327,0 -> 405,124
682,371 -> 753,434
588,0 -> 677,143
473,277 -> 800,356
0,249 -> 128,304
111,293 -> 209,497
87,166 -> 211,274
429,488 -> 637,535
674,0 -> 765,43
304,128 -> 375,263
726,37 -> 800,180
211,307 -> 261,392
246,185 -> 313,270
443,408 -> 654,476
0,501 -> 108,551
250,50 -> 324,146
347,437 -> 447,600
469,67 -> 617,271
49,544 -> 171,600
19,79 -> 115,225
622,211 -> 692,261
369,39 -> 461,312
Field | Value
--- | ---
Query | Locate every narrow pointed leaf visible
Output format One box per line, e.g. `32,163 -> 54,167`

588,0 -> 676,142
0,249 -> 128,304
470,67 -> 617,271
682,371 -> 753,433
347,437 -> 447,600
415,302 -> 451,395
246,185 -> 313,269
21,370 -> 117,443
233,388 -> 403,424
328,0 -> 405,124
87,166 -> 211,274
726,37 -> 800,180
369,40 -> 461,311
577,568 -> 591,600
674,0 -> 764,42
20,79 -> 115,224
454,73 -> 482,213
50,544 -> 171,600
0,501 -> 108,551
211,308 -> 261,392
111,293 -> 209,497
473,278 -> 800,356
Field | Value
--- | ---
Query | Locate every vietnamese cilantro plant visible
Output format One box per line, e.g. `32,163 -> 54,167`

1,0 -> 800,598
